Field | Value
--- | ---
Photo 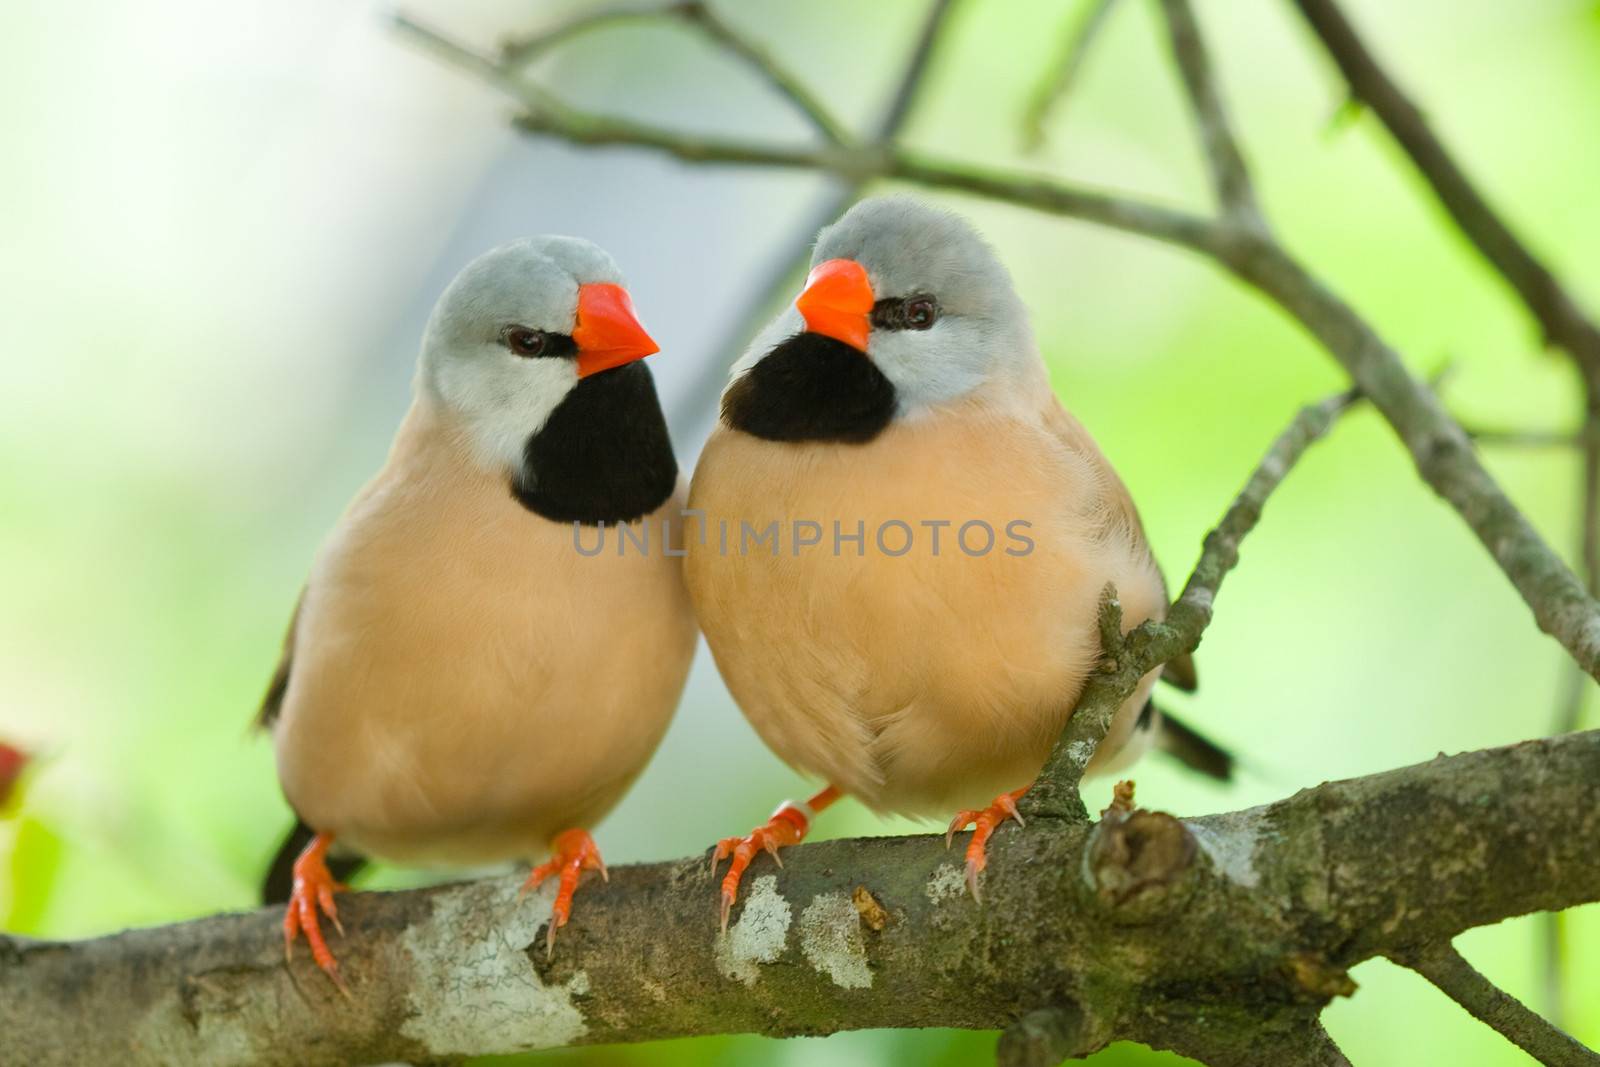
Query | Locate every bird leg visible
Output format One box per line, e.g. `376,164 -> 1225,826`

521,827 -> 607,957
282,830 -> 350,993
711,784 -> 841,932
945,784 -> 1030,903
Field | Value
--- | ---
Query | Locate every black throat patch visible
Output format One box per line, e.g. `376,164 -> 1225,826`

512,362 -> 678,525
720,331 -> 897,444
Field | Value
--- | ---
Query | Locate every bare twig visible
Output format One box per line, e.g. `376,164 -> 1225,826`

1026,389 -> 1359,818
1290,0 -> 1600,404
1020,0 -> 1121,151
671,1 -> 853,146
1394,943 -> 1600,1067
1465,426 -> 1581,449
501,2 -> 664,67
501,1 -> 851,146
1158,0 -> 1263,225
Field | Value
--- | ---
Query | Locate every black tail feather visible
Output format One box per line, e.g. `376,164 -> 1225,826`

261,818 -> 366,905
1152,705 -> 1235,782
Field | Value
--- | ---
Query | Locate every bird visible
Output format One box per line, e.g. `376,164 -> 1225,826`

257,236 -> 697,985
684,195 -> 1230,922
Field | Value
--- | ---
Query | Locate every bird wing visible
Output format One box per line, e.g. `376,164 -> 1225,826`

254,587 -> 304,730
1039,393 -> 1198,691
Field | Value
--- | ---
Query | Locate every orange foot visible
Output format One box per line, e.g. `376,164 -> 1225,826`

711,785 -> 840,933
945,785 -> 1030,903
522,828 -> 607,957
283,831 -> 350,993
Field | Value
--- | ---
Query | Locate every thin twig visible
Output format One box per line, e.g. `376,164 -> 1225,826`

673,1 -> 852,146
500,1 -> 851,145
1020,0 -> 1121,151
875,0 -> 959,136
1395,942 -> 1600,1067
1026,389 -> 1358,818
1158,0 -> 1262,225
1465,426 -> 1581,449
1290,0 -> 1600,404
500,2 -> 665,67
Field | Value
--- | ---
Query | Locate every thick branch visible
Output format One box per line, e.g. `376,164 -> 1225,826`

6,731 -> 1597,1064
1149,1013 -> 1352,1067
1027,389 -> 1356,817
1394,943 -> 1600,1067
1290,0 -> 1600,404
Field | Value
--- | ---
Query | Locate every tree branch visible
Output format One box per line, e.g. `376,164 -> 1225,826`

6,729 -> 1596,1064
1393,942 -> 1600,1067
500,2 -> 665,67
1289,0 -> 1600,405
1220,233 -> 1600,680
670,1 -> 853,146
499,1 -> 851,146
1463,425 -> 1581,450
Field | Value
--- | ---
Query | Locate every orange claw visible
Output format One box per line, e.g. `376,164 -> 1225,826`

521,827 -> 607,957
711,785 -> 840,933
282,831 -> 350,994
945,785 -> 1030,903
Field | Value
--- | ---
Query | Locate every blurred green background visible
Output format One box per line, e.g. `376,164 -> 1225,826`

2,0 -> 1597,1063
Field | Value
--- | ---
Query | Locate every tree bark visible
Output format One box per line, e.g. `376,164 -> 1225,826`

5,731 -> 1597,1066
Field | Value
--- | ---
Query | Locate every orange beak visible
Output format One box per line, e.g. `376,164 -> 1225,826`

573,283 -> 660,378
795,258 -> 874,352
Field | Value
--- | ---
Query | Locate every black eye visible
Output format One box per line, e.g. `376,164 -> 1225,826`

871,295 -> 941,332
501,326 -> 548,357
903,297 -> 938,330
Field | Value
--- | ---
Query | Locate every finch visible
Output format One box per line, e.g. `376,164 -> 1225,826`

259,237 -> 696,984
685,196 -> 1228,920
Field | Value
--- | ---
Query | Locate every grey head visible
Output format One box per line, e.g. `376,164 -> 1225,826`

722,196 -> 1038,444
415,236 -> 674,524
418,235 -> 657,475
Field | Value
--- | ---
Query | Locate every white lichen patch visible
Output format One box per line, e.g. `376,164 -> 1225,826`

1186,808 -> 1267,889
399,878 -> 589,1056
921,863 -> 966,908
1066,739 -> 1096,767
925,862 -> 967,905
799,893 -> 872,989
713,875 -> 791,985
